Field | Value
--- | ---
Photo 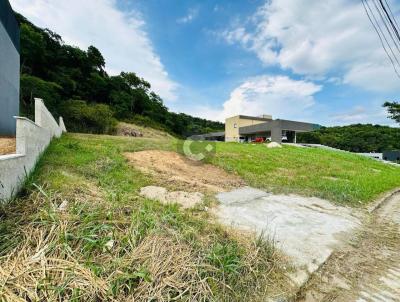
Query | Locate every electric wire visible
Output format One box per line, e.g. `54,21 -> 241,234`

361,0 -> 400,78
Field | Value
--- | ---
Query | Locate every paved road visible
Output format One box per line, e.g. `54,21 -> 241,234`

354,193 -> 400,302
298,192 -> 400,302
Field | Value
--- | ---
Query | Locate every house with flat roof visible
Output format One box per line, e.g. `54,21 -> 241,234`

194,114 -> 320,143
225,115 -> 273,142
0,0 -> 20,135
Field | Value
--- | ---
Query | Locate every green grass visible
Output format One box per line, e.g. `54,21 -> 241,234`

0,134 -> 287,302
208,142 -> 400,205
2,132 -> 399,301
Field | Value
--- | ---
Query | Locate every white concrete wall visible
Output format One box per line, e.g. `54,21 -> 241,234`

0,98 -> 66,202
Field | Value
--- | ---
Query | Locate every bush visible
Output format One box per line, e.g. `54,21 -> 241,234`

20,74 -> 62,119
125,115 -> 175,136
60,100 -> 117,134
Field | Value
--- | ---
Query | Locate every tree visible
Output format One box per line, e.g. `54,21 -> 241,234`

87,46 -> 105,72
297,124 -> 400,153
120,72 -> 151,91
20,23 -> 45,75
60,100 -> 117,134
110,90 -> 134,118
20,75 -> 62,117
16,12 -> 224,136
383,102 -> 400,124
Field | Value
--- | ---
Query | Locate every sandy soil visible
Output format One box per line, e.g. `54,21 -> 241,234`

297,192 -> 400,301
124,150 -> 244,193
139,186 -> 204,209
0,137 -> 16,155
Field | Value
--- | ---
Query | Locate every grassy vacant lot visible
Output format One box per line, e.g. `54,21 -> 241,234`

0,134 -> 287,302
209,142 -> 400,205
1,133 -> 399,301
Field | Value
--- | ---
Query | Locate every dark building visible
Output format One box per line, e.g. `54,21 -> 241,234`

0,0 -> 20,135
383,150 -> 400,163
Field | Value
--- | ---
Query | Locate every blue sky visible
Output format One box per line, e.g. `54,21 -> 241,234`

10,0 -> 400,126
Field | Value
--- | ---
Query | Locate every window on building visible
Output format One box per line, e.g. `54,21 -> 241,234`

234,123 -> 237,128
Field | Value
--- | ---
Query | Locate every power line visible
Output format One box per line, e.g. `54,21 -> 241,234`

361,0 -> 400,78
379,0 -> 400,42
384,0 -> 400,31
372,0 -> 400,56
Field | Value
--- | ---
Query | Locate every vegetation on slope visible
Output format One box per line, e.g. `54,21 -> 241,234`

208,143 -> 400,205
383,101 -> 400,124
16,14 -> 224,136
0,134 -> 287,301
297,124 -> 400,153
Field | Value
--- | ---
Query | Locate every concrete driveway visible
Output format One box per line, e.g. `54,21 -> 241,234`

214,187 -> 363,287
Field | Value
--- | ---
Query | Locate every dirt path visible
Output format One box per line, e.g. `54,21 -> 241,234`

296,192 -> 400,302
124,150 -> 244,193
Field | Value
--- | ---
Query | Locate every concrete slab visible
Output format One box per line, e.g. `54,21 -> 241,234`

214,187 -> 362,286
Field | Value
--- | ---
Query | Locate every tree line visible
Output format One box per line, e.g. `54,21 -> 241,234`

297,103 -> 400,153
297,123 -> 400,153
16,13 -> 223,136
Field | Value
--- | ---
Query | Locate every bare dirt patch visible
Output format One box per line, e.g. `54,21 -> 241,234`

116,122 -> 173,139
0,137 -> 16,155
124,150 -> 244,193
139,186 -> 204,209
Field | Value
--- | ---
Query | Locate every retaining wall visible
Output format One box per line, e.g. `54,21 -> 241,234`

0,98 -> 66,202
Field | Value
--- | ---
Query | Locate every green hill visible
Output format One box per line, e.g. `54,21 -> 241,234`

16,13 -> 223,137
298,124 -> 400,153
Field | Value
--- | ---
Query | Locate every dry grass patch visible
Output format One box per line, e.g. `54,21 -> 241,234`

124,150 -> 244,193
0,137 -> 15,156
122,234 -> 213,300
0,185 -> 288,301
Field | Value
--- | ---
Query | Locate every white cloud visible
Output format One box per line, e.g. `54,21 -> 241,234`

189,75 -> 322,122
222,0 -> 400,92
331,106 -> 368,123
331,105 -> 390,125
177,8 -> 199,24
344,63 -> 400,92
11,0 -> 178,101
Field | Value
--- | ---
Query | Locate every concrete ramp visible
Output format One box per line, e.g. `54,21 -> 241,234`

215,187 -> 362,286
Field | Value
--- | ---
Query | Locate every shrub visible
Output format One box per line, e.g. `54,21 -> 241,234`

125,115 -> 175,136
61,100 -> 117,134
20,74 -> 62,119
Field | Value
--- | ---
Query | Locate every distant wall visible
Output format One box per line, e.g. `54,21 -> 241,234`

0,0 -> 20,135
0,99 -> 66,202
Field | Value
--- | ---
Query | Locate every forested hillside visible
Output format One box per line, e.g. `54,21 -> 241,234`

16,14 -> 223,136
297,124 -> 400,152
